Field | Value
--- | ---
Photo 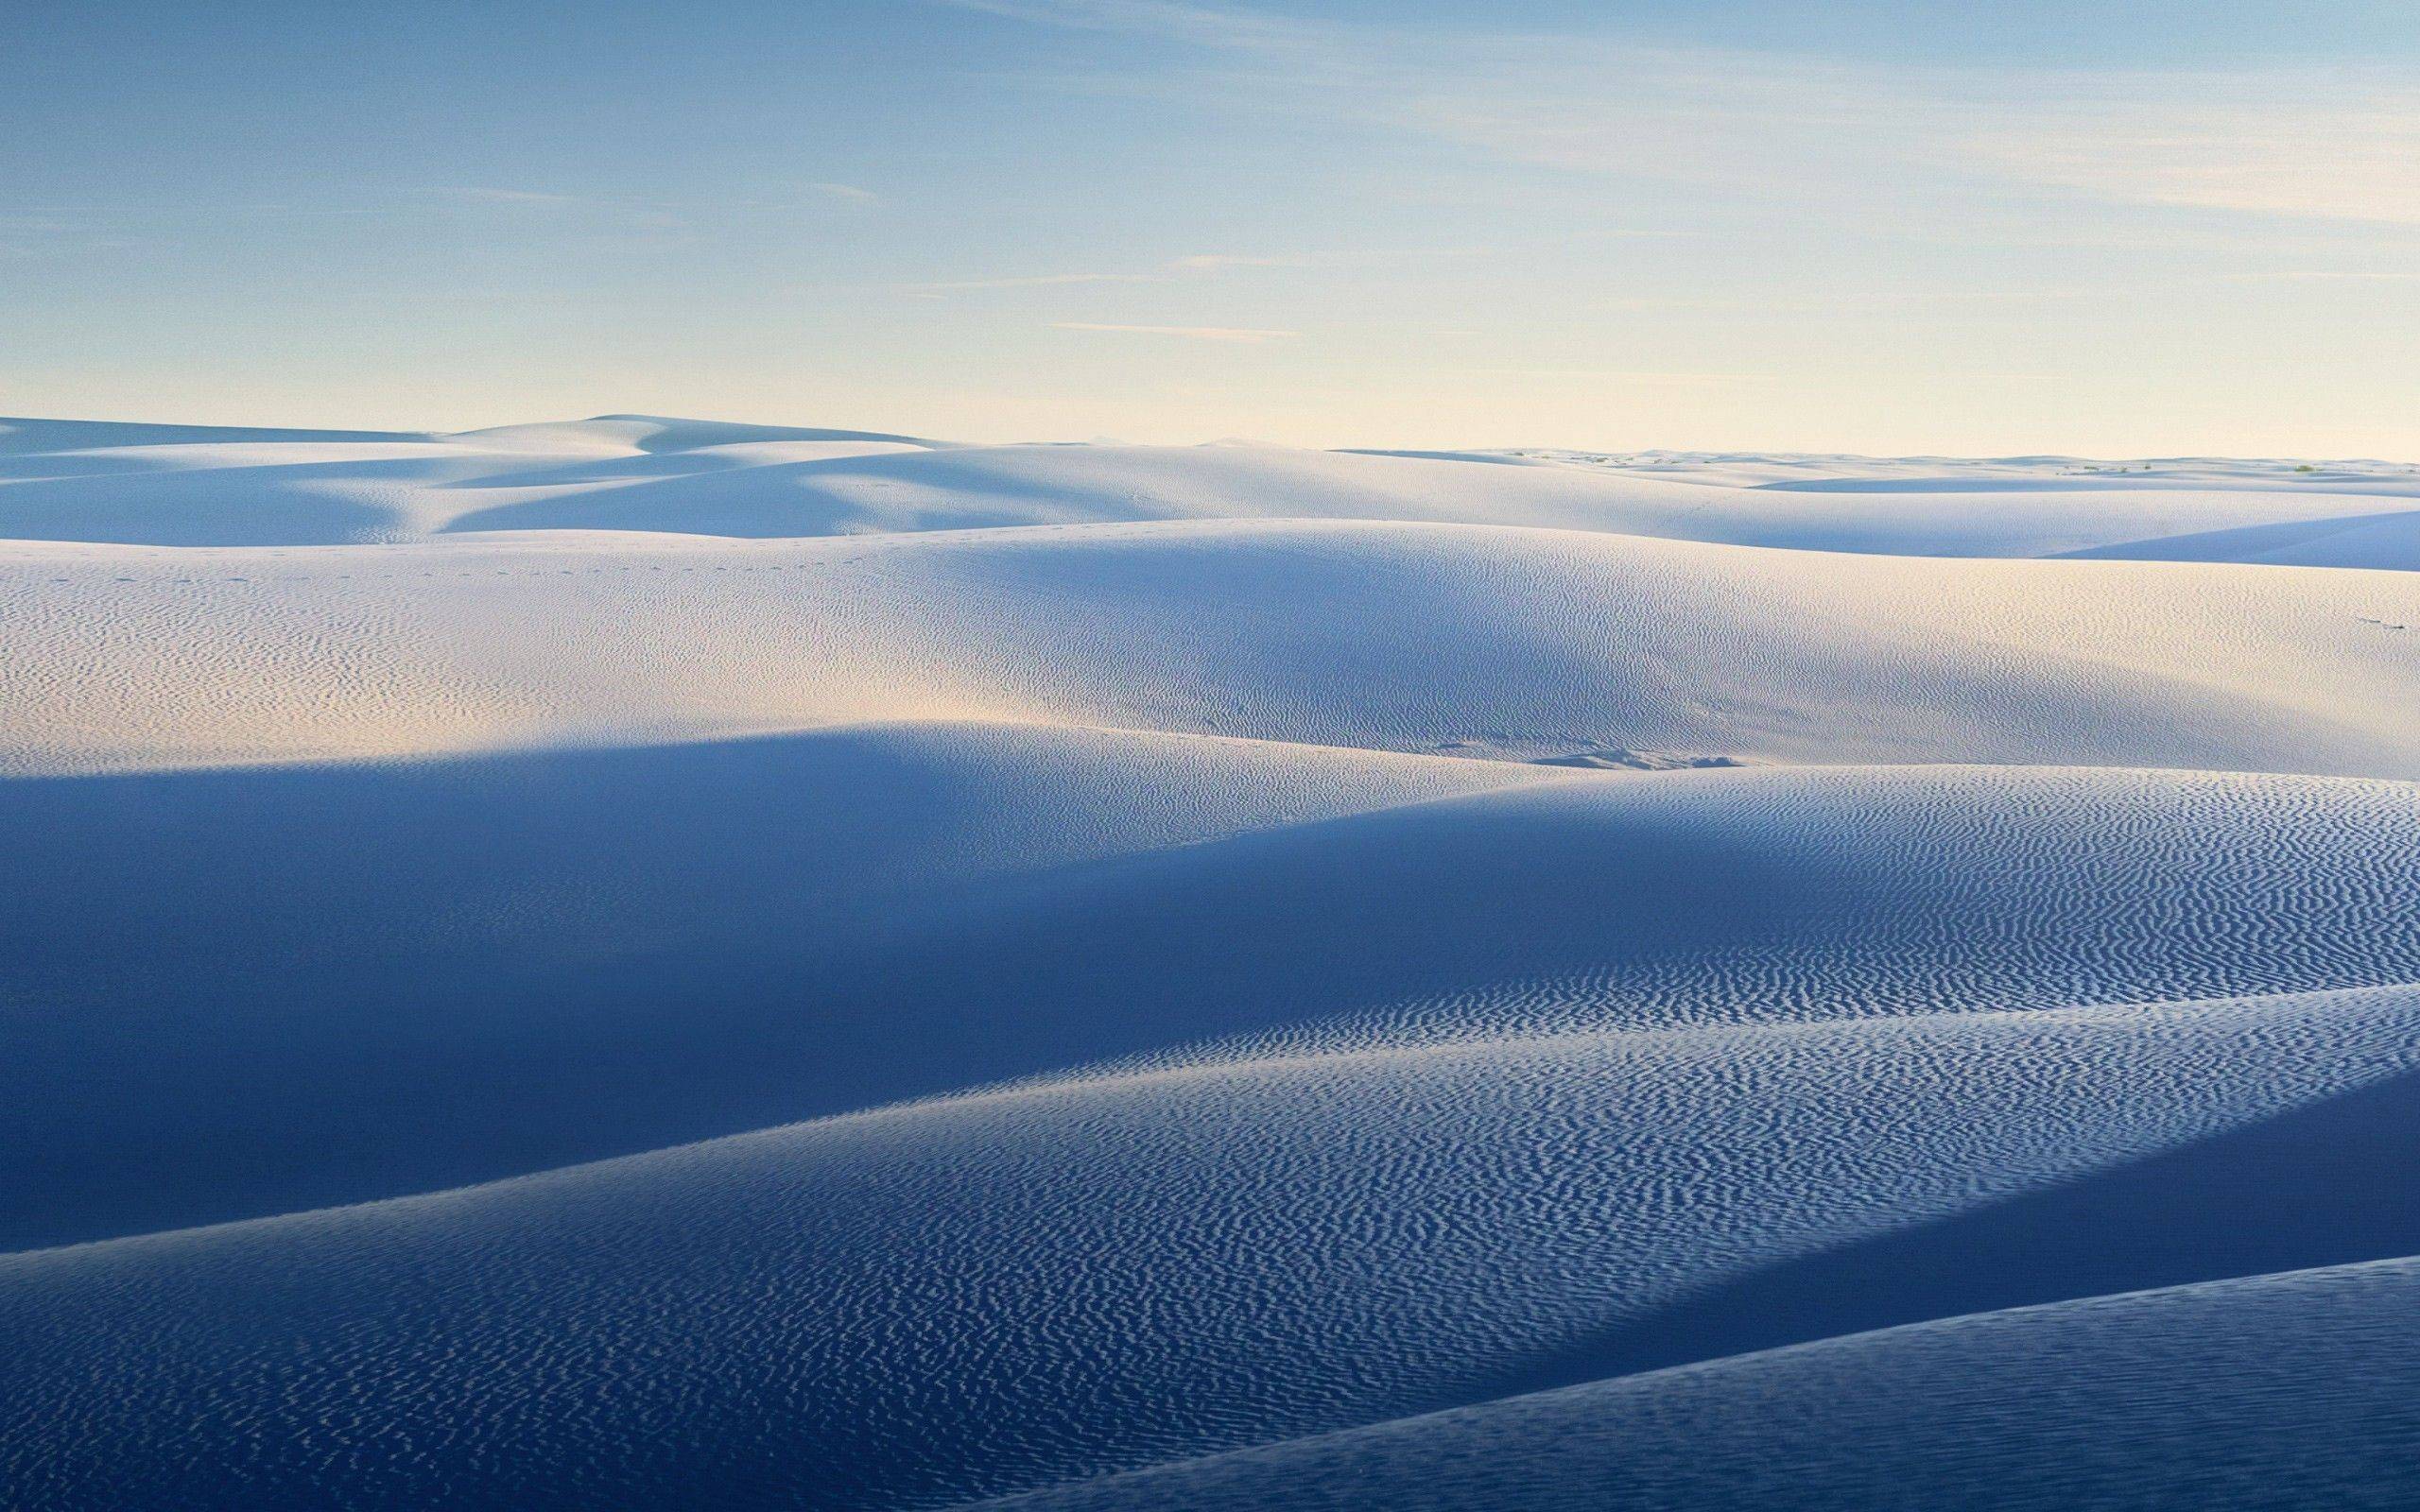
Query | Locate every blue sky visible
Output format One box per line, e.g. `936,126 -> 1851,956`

6,0 -> 2418,454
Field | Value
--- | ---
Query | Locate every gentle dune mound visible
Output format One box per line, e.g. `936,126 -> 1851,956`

3,417 -> 2417,1509
4,523 -> 2415,778
3,415 -> 2417,559
447,414 -> 947,453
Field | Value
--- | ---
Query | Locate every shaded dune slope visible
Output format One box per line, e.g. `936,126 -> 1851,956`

8,748 -> 2417,1252
5,419 -> 2419,1510
975,1255 -> 2420,1512
2,987 -> 2417,1509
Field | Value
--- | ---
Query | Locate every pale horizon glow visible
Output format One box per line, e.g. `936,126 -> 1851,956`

7,0 -> 2419,456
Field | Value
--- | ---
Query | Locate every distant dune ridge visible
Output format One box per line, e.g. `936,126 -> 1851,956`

3,417 -> 2418,1509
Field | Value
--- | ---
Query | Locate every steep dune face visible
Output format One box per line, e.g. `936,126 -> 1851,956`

2,419 -> 2417,1510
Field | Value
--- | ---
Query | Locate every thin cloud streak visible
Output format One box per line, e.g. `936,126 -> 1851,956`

894,252 -> 1305,296
904,271 -> 1168,292
962,0 -> 2420,230
424,186 -> 587,206
949,0 -> 1318,54
1054,321 -> 1298,341
1463,368 -> 1775,385
1166,253 -> 1301,268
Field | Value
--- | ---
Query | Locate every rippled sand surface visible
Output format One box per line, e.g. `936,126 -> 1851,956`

5,417 -> 2417,1508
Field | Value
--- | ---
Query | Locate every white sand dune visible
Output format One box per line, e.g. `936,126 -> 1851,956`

5,523 -> 2415,778
6,414 -> 2419,563
9,752 -> 2415,1250
3,416 -> 2417,1509
973,1255 -> 2420,1511
5,985 -> 2418,1510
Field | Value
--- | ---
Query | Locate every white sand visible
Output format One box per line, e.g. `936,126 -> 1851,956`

2,416 -> 2416,1509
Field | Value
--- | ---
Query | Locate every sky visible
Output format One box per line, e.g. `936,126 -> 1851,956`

5,0 -> 2419,455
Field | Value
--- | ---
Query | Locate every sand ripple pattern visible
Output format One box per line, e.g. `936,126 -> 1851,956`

3,419 -> 2418,1509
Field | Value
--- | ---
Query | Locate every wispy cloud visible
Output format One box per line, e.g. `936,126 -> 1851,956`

1969,86 -> 2420,228
1466,367 -> 1773,386
1054,321 -> 1297,341
422,182 -> 883,226
929,270 -> 1166,288
417,185 -> 687,231
905,269 -> 1176,296
949,0 -> 1316,54
1166,252 -> 1301,269
424,186 -> 587,206
0,213 -> 147,258
895,252 -> 1304,296
960,0 -> 2420,230
2221,268 -> 2420,283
